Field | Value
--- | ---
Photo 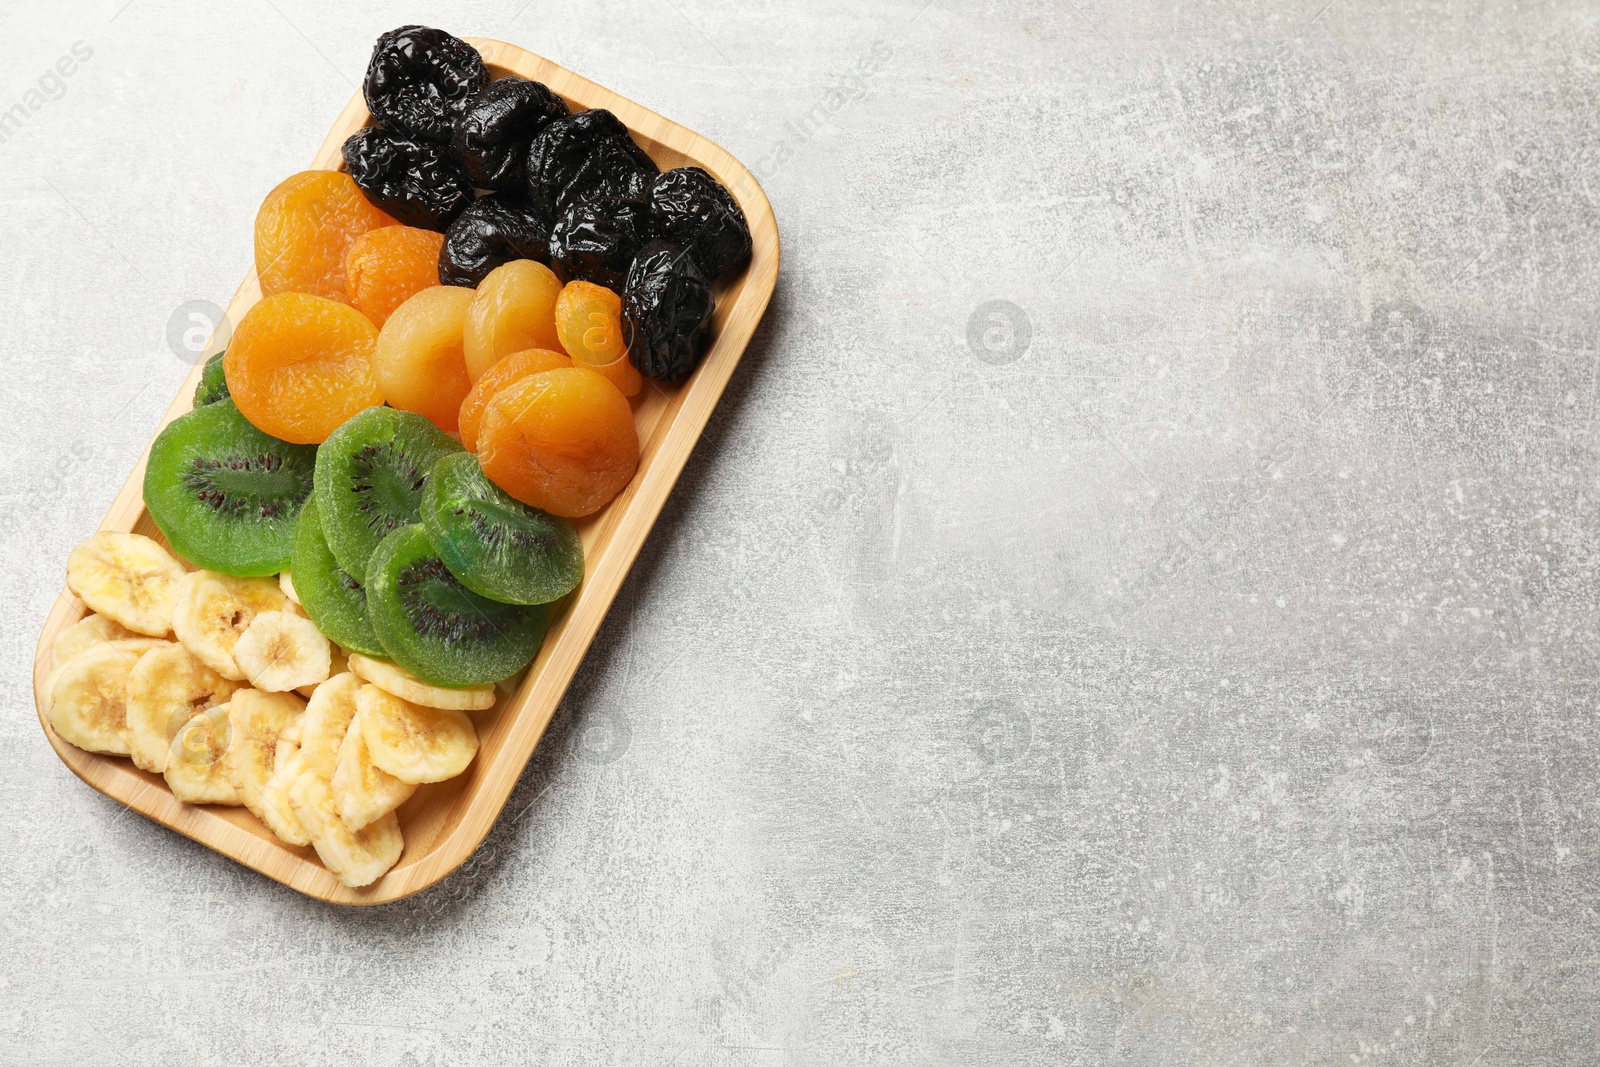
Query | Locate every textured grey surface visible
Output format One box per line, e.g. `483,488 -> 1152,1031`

3,0 -> 1598,1063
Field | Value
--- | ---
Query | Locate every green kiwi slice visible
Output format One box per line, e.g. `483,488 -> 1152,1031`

366,524 -> 547,687
420,453 -> 584,606
143,399 -> 316,576
313,407 -> 463,580
290,495 -> 385,656
193,351 -> 230,407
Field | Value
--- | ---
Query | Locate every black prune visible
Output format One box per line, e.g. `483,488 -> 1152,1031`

363,25 -> 488,142
524,109 -> 658,218
567,139 -> 657,209
451,76 -> 569,191
548,197 -> 655,292
650,167 -> 752,282
343,126 -> 474,231
438,194 -> 553,287
622,240 -> 714,383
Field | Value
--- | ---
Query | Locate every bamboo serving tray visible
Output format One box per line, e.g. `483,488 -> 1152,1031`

29,39 -> 778,904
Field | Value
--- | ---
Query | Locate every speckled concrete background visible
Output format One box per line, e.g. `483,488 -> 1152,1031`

2,0 -> 1597,1063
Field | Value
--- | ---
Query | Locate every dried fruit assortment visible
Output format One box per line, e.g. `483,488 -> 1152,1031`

341,23 -> 749,384
48,532 -> 493,887
289,23 -> 748,388
49,23 -> 756,889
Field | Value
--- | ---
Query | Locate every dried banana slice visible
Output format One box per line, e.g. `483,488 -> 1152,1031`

51,613 -> 138,668
274,715 -> 302,771
300,672 -> 360,780
330,705 -> 415,831
279,570 -> 300,606
171,571 -> 289,681
165,704 -> 241,805
298,644 -> 349,698
358,683 -> 478,784
125,643 -> 243,773
347,653 -> 496,711
45,639 -> 171,754
288,771 -> 403,888
65,532 -> 186,636
227,689 -> 306,828
257,748 -> 312,846
233,611 -> 330,692
41,636 -> 168,714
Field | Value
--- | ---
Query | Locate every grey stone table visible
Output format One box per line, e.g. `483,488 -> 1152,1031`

2,1 -> 1594,1063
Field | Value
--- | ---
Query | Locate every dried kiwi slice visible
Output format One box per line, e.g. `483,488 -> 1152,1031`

314,406 -> 463,579
290,495 -> 385,656
421,453 -> 583,605
143,399 -> 316,576
193,351 -> 230,407
366,524 -> 546,687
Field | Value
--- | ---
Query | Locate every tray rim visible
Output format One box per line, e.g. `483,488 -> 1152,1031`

29,37 -> 779,905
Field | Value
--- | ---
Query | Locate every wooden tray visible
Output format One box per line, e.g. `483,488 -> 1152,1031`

28,39 -> 778,904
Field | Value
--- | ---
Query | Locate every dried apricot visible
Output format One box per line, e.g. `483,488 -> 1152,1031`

345,225 -> 445,327
554,280 -> 641,398
255,171 -> 395,302
457,348 -> 571,452
226,293 -> 384,444
462,259 -> 562,382
477,367 -> 639,518
374,286 -> 476,432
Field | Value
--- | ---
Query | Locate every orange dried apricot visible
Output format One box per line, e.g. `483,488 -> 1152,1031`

477,367 -> 639,518
374,286 -> 476,432
456,347 -> 572,452
255,171 -> 395,303
225,292 -> 384,444
462,259 -> 562,382
345,225 -> 446,327
553,280 -> 641,398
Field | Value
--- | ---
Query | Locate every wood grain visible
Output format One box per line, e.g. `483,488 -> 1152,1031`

29,39 -> 779,904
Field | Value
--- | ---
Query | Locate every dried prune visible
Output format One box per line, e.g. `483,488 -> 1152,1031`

439,194 -> 552,287
452,76 -> 568,192
343,127 -> 474,231
548,197 -> 655,291
363,25 -> 488,142
525,109 -> 658,218
622,241 -> 714,383
568,139 -> 658,208
650,167 -> 751,282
